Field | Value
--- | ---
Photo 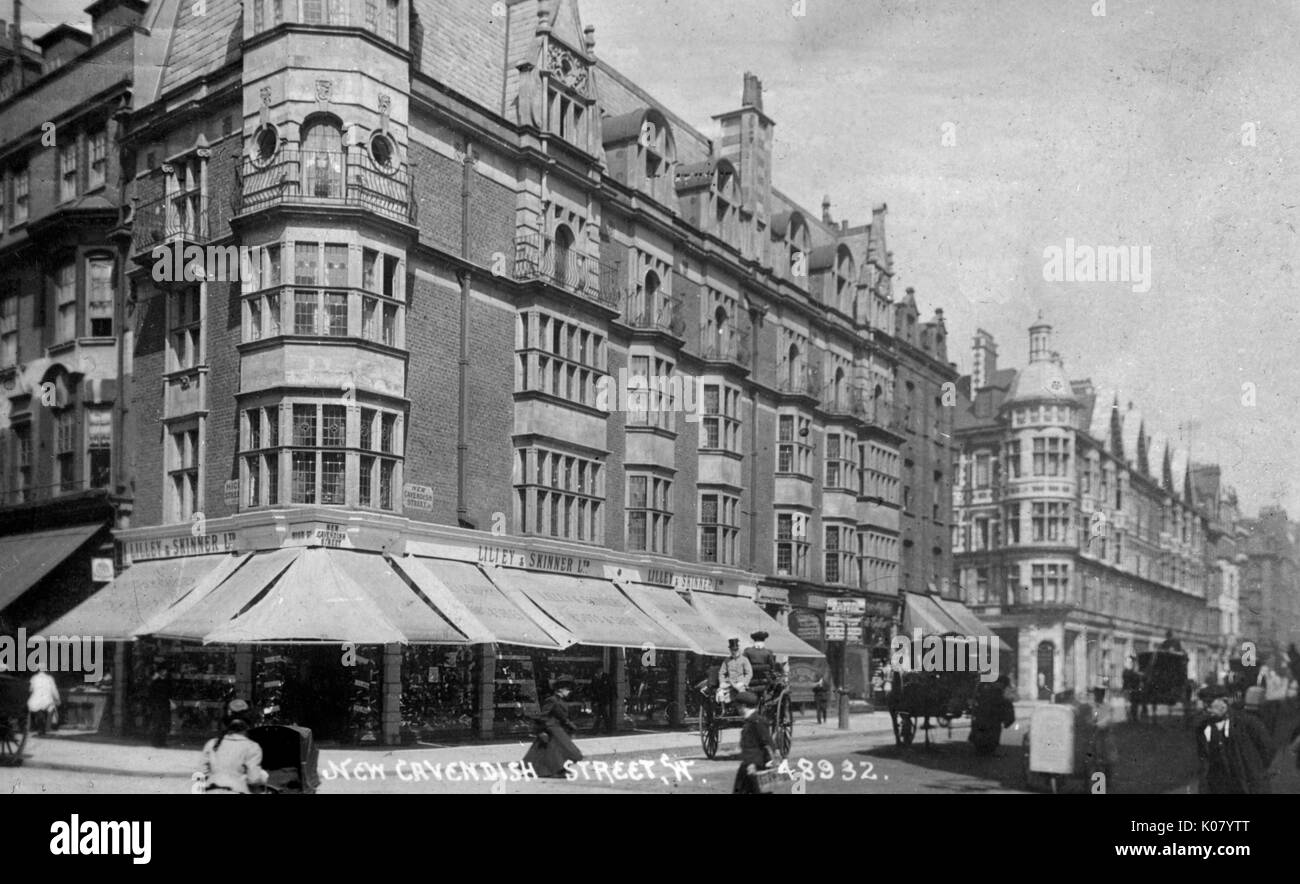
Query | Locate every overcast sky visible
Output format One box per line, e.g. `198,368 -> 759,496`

19,0 -> 1300,517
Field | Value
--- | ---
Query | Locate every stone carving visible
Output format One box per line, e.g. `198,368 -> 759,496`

546,44 -> 586,92
316,80 -> 332,103
260,85 -> 272,106
378,93 -> 391,114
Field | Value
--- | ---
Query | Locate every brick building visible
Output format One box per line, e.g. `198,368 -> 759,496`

5,0 -> 955,743
952,320 -> 1221,700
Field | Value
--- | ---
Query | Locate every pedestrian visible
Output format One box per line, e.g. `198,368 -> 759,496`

1159,630 -> 1183,653
1262,662 -> 1288,736
589,671 -> 612,734
969,675 -> 1017,755
522,674 -> 583,778
732,691 -> 779,794
199,708 -> 269,793
1195,685 -> 1273,794
147,659 -> 173,748
27,666 -> 59,736
812,671 -> 829,724
1122,658 -> 1142,723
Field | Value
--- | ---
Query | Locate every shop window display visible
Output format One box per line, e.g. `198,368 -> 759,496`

132,640 -> 237,738
624,649 -> 677,727
253,645 -> 382,743
494,646 -> 607,736
400,645 -> 476,742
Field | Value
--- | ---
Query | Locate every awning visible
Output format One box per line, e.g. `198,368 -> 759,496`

148,548 -> 302,641
931,595 -> 1013,653
0,523 -> 104,612
204,549 -> 456,645
42,553 -> 239,641
903,592 -> 966,636
688,591 -> 824,658
133,554 -> 251,638
391,556 -> 568,649
484,568 -> 691,651
618,583 -> 726,654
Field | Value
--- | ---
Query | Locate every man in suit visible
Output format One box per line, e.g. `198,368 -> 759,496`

1195,685 -> 1273,794
718,639 -> 752,705
744,631 -> 779,700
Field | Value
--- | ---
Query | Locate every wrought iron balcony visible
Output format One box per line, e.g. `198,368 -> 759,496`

623,293 -> 684,336
130,193 -> 209,259
235,147 -> 414,225
777,363 -> 820,400
513,233 -> 623,310
699,328 -> 749,364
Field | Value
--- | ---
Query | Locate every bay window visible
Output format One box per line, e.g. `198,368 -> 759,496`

701,383 -> 741,453
775,510 -> 810,577
627,473 -> 672,554
699,491 -> 739,565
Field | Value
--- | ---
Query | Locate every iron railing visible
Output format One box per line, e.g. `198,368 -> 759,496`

777,363 -> 820,399
623,293 -> 684,335
131,193 -> 209,257
513,232 -> 623,310
699,328 -> 749,363
235,147 -> 414,224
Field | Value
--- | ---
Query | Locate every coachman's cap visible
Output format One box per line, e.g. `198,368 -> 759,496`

728,638 -> 741,649
750,631 -> 769,641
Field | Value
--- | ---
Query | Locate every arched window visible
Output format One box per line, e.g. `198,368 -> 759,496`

86,253 -> 115,338
302,115 -> 343,198
553,224 -> 575,289
713,305 -> 728,352
833,367 -> 845,409
786,344 -> 799,389
642,270 -> 660,324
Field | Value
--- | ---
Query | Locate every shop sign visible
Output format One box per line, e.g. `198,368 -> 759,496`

643,567 -> 675,587
790,610 -> 823,641
91,558 -> 115,583
125,532 -> 238,561
756,586 -> 789,605
223,479 -> 240,507
672,574 -> 715,593
286,522 -> 351,548
477,544 -> 595,576
403,483 -> 435,511
827,598 -> 866,617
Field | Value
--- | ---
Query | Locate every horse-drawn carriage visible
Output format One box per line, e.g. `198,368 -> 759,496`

0,673 -> 30,766
888,656 -> 981,747
1133,650 -> 1192,721
696,675 -> 794,760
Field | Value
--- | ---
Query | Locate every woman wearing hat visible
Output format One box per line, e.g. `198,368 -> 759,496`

198,705 -> 269,794
523,674 -> 584,778
732,691 -> 779,794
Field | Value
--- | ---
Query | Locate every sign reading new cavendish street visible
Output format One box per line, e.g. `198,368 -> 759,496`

403,483 -> 435,511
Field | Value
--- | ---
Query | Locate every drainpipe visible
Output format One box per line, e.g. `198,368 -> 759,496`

748,306 -> 762,566
455,144 -> 474,528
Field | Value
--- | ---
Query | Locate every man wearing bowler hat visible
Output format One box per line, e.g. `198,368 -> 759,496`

1195,684 -> 1273,794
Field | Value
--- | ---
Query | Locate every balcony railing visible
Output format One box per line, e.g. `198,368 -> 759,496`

777,363 -> 820,399
623,293 -> 684,335
513,233 -> 623,310
235,147 -> 414,225
131,193 -> 209,257
699,328 -> 749,364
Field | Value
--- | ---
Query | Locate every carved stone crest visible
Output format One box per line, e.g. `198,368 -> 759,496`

260,85 -> 272,106
546,45 -> 587,92
378,93 -> 391,114
315,80 -> 333,103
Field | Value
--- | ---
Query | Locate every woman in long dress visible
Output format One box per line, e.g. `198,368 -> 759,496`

732,691 -> 779,794
523,675 -> 584,778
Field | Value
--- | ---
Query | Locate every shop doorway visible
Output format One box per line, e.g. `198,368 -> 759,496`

266,645 -> 379,743
1036,641 -> 1055,700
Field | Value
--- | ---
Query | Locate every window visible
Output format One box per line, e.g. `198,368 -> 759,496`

775,511 -> 810,577
302,0 -> 323,24
974,453 -> 990,488
169,427 -> 200,522
301,119 -> 343,198
56,410 -> 77,491
699,491 -> 740,565
287,403 -> 351,505
824,432 -> 856,490
701,383 -> 741,453
87,130 -> 108,191
626,473 -> 672,553
777,413 -> 812,475
516,310 -> 606,409
87,256 -> 114,337
824,523 -> 854,585
1005,440 -> 1020,479
354,407 -> 399,511
1032,436 -> 1069,477
516,446 -> 603,541
55,263 -> 77,343
0,283 -> 17,366
170,288 -> 202,370
14,423 -> 32,502
627,353 -> 676,431
294,290 -> 317,335
13,168 -> 29,225
86,406 -> 112,489
59,140 -> 78,203
1032,502 -> 1070,543
1031,563 -> 1069,604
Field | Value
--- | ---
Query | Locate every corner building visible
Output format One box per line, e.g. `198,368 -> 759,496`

11,0 -> 955,743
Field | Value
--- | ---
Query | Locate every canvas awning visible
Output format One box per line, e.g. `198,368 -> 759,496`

483,567 -> 691,651
617,583 -> 727,655
390,556 -> 569,649
902,592 -> 967,637
147,548 -> 303,641
688,591 -> 824,658
202,549 -> 467,645
42,553 -> 243,641
931,595 -> 1012,652
0,523 -> 104,613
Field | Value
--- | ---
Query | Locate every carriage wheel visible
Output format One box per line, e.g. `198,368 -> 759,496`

773,693 -> 793,756
898,714 -> 916,747
0,714 -> 28,766
699,710 -> 719,760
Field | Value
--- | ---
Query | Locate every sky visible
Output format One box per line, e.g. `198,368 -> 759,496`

16,0 -> 1300,517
